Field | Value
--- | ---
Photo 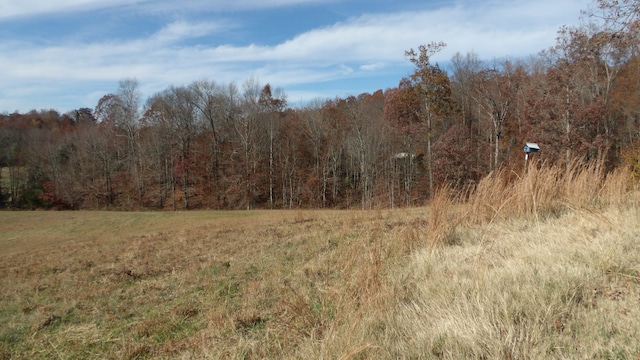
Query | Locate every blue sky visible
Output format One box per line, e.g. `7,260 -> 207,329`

0,0 -> 588,114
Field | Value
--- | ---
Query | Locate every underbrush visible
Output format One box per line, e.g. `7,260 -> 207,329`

0,160 -> 638,359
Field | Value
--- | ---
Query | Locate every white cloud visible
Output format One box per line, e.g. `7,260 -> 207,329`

241,0 -> 585,64
360,62 -> 387,71
0,0 -> 336,20
0,0 -> 586,112
152,20 -> 232,44
0,0 -> 148,19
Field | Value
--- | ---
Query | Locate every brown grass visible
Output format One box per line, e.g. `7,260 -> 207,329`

0,160 -> 639,359
455,158 -> 638,224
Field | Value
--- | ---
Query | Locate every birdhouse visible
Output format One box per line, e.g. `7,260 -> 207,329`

523,143 -> 540,154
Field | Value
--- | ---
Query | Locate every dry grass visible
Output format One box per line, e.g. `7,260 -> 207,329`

0,160 -> 639,359
440,158 -> 639,226
387,206 -> 640,358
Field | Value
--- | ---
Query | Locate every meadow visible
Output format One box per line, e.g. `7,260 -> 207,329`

1,160 -> 639,359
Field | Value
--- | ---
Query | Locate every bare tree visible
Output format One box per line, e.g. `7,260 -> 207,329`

189,80 -> 237,208
259,83 -> 287,208
451,52 -> 482,127
94,78 -> 143,207
146,86 -> 200,209
300,99 -> 329,207
233,77 -> 266,209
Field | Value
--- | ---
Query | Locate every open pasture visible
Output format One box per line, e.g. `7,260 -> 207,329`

1,162 -> 639,359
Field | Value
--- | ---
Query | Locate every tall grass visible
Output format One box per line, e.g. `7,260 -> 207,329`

385,205 -> 640,358
0,159 -> 638,359
425,158 -> 637,239
478,159 -> 634,219
381,159 -> 640,359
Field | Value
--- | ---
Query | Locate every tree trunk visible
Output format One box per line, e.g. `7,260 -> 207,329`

494,131 -> 499,171
269,125 -> 274,209
426,113 -> 434,200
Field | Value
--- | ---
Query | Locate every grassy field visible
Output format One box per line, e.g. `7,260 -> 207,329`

1,161 -> 639,359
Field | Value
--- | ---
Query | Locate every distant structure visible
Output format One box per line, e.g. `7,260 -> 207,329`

393,152 -> 415,160
523,142 -> 540,174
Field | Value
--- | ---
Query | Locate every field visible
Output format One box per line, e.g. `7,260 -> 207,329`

1,161 -> 640,359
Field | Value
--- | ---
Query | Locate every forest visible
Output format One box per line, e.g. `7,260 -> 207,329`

2,0 -> 640,210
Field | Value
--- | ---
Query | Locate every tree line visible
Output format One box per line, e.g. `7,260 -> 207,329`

2,0 -> 640,210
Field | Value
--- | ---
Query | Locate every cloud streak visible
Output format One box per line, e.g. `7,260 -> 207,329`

0,0 -> 148,19
0,0 -> 336,19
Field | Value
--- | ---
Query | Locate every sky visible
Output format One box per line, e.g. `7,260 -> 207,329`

0,0 -> 590,114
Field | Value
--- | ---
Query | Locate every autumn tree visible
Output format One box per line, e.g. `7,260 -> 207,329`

612,57 -> 640,145
258,83 -> 287,208
340,92 -> 387,209
145,86 -> 201,209
469,60 -> 525,171
299,100 -> 329,207
451,51 -> 482,126
67,108 -> 96,126
546,20 -> 633,164
405,41 -> 454,199
445,51 -> 490,183
432,123 -> 484,188
188,80 -> 239,208
140,100 -> 174,208
316,99 -> 350,207
277,110 -> 304,208
82,121 -> 119,207
235,78 -> 258,209
0,119 -> 24,207
590,0 -> 639,157
362,90 -> 393,207
383,79 -> 423,206
591,0 -> 640,36
0,125 -> 9,207
94,79 -> 143,207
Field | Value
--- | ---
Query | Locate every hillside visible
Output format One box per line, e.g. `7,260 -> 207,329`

0,162 -> 639,359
